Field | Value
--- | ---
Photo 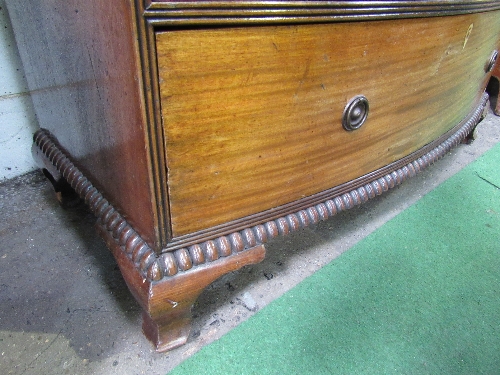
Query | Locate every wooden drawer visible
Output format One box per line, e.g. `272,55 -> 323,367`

158,13 -> 500,237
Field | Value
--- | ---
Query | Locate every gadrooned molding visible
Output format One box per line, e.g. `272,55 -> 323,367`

144,1 -> 500,23
34,92 -> 488,283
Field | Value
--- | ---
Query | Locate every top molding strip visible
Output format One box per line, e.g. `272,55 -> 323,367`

143,1 -> 500,25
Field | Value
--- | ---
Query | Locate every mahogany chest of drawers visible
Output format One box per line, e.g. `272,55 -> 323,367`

7,0 -> 500,351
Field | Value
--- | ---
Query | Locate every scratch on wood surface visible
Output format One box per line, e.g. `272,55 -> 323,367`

463,23 -> 473,49
294,59 -> 311,97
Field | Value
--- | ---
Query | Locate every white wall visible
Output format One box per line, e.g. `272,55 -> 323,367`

0,0 -> 39,181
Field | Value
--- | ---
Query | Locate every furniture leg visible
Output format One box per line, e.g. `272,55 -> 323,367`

97,222 -> 266,352
31,143 -> 80,206
143,244 -> 266,351
489,62 -> 500,116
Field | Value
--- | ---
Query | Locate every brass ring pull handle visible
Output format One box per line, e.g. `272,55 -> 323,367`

342,95 -> 369,131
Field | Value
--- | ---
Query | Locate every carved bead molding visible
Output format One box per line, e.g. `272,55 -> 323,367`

33,130 -> 160,278
144,1 -> 500,25
34,93 -> 488,283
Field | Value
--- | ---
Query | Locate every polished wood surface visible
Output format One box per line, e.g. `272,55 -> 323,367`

6,0 -> 161,249
145,0 -> 500,23
158,11 -> 500,237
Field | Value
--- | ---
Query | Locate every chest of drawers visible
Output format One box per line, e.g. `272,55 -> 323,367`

7,0 -> 500,351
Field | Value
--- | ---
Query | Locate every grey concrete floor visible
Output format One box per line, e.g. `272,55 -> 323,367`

1,110 -> 500,375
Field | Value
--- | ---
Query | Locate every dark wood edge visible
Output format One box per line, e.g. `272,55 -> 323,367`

96,223 -> 151,309
489,59 -> 500,116
143,1 -> 500,25
33,93 -> 489,284
134,1 -> 172,248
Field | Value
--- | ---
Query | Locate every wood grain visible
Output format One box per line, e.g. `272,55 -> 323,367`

157,11 -> 500,237
6,0 -> 161,249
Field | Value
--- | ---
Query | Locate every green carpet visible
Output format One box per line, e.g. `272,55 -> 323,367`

170,143 -> 500,375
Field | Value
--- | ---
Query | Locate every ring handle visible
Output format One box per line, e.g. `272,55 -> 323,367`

342,95 -> 369,131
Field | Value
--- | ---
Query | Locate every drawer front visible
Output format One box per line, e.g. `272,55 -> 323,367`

157,12 -> 500,237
